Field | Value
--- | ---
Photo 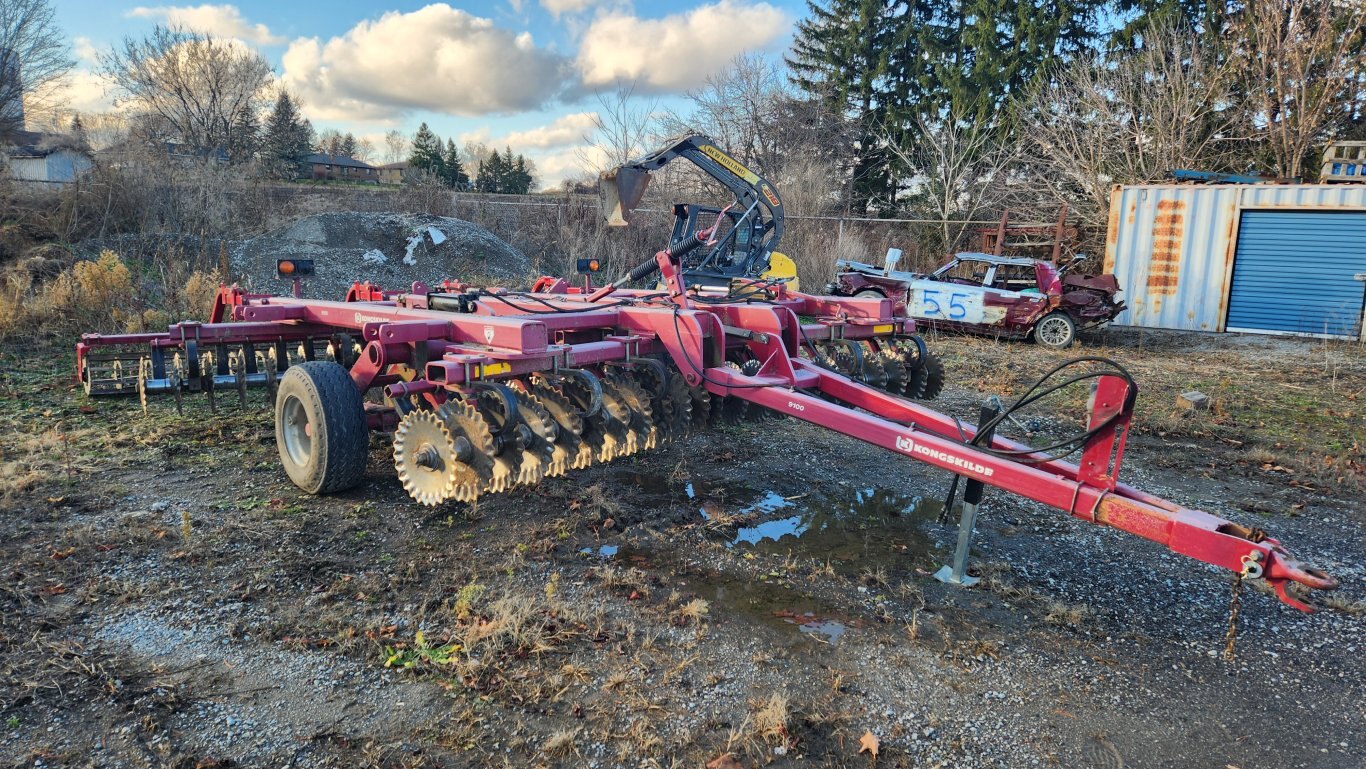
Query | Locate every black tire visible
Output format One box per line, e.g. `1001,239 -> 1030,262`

1033,312 -> 1076,349
275,361 -> 368,494
854,289 -> 885,299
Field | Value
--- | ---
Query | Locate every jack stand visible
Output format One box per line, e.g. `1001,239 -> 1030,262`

935,400 -> 1001,587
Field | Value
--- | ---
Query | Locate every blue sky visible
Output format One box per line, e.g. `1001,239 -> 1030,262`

51,1 -> 804,185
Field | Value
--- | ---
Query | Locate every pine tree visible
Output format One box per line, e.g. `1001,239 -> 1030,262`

787,0 -> 895,211
441,139 -> 468,189
409,122 -> 445,179
475,148 -> 502,192
227,106 -> 260,164
69,115 -> 88,148
791,0 -> 1109,211
261,91 -> 313,179
504,152 -> 533,194
340,132 -> 357,159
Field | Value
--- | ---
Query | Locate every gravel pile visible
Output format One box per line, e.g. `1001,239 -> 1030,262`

230,212 -> 534,299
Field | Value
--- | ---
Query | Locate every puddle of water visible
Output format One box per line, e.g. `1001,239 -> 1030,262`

696,569 -> 856,645
726,486 -> 943,574
600,474 -> 947,645
774,610 -> 848,643
579,544 -> 620,559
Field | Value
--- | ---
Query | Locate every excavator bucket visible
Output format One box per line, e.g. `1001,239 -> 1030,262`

600,166 -> 651,227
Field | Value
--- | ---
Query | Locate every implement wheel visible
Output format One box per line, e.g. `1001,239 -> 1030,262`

275,361 -> 368,494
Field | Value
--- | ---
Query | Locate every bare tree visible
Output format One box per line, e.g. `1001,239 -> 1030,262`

99,26 -> 272,156
659,53 -> 789,175
383,129 -> 408,163
882,110 -> 1018,253
315,128 -> 343,156
1231,0 -> 1366,178
0,0 -> 73,138
581,81 -> 659,172
1021,21 -> 1244,232
354,136 -> 375,163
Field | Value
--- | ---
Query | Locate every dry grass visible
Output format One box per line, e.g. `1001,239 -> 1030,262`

937,333 -> 1364,496
749,693 -> 791,745
675,597 -> 710,625
542,729 -> 578,758
1044,600 -> 1093,628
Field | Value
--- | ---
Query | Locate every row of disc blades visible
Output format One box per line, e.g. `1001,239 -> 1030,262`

391,362 -> 711,507
810,339 -> 945,400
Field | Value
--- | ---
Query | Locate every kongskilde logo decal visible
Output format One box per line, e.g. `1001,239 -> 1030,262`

916,444 -> 995,476
354,312 -> 389,326
483,325 -> 495,344
894,435 -> 994,476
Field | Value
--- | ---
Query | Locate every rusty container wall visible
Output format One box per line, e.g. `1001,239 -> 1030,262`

1103,184 -> 1366,332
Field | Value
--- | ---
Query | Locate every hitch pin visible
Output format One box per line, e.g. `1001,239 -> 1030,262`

1240,551 -> 1265,580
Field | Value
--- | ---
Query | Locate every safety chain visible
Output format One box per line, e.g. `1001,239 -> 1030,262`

1222,572 -> 1244,662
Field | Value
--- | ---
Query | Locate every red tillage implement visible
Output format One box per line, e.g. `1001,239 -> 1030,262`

76,239 -> 1337,611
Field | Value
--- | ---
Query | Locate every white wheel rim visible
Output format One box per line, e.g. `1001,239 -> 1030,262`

281,394 -> 312,466
1039,317 -> 1070,346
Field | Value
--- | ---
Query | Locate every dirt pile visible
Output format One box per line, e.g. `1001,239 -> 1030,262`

230,212 -> 534,299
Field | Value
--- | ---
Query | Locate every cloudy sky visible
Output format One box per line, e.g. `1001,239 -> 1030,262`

53,1 -> 799,186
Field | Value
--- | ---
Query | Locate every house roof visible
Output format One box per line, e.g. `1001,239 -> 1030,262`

378,161 -> 409,170
305,153 -> 375,169
4,130 -> 90,159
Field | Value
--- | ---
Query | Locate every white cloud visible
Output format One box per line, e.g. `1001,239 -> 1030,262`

539,0 -> 609,19
73,36 -> 99,64
127,4 -> 284,46
500,112 -> 598,149
59,70 -> 116,114
280,4 -> 570,122
575,1 -> 789,93
529,144 -> 607,187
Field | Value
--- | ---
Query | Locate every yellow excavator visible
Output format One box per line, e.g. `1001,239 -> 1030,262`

600,134 -> 801,290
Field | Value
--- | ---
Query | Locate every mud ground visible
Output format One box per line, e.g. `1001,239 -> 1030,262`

0,329 -> 1361,769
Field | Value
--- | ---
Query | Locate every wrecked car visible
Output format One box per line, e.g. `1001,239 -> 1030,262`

828,251 -> 1126,348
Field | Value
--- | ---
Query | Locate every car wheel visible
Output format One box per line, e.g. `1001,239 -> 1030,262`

854,289 -> 884,299
1033,312 -> 1077,349
276,361 -> 369,495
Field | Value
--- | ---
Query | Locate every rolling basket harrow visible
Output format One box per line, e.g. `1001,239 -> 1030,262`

76,235 -> 1338,612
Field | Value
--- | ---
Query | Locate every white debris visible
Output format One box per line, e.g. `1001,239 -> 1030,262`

426,226 -> 447,245
362,249 -> 387,264
403,234 -> 422,266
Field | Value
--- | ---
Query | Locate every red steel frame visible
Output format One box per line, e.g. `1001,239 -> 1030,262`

75,248 -> 1339,611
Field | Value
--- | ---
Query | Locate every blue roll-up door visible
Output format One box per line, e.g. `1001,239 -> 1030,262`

1226,211 -> 1366,338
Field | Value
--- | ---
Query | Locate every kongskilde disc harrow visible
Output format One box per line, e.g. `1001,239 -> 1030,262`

76,236 -> 1340,613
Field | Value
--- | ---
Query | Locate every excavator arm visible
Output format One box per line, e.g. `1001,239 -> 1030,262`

600,134 -> 785,278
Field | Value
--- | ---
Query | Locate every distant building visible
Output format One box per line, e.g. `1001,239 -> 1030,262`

302,153 -> 378,183
2,130 -> 93,185
1322,141 -> 1366,183
377,160 -> 409,185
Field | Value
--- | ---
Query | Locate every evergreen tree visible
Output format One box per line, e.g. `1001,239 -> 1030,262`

227,106 -> 260,164
786,0 -> 894,211
339,132 -> 357,158
261,91 -> 313,179
69,115 -> 89,148
790,0 -> 1108,211
504,152 -> 533,194
409,122 -> 445,178
475,148 -> 502,192
441,138 -> 468,189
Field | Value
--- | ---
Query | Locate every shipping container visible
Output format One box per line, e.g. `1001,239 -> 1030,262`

1103,184 -> 1366,338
